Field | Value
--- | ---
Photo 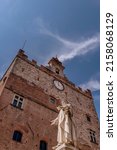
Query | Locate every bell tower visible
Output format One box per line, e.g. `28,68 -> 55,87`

48,57 -> 65,77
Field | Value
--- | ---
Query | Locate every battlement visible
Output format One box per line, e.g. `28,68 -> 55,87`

17,49 -> 38,66
0,49 -> 93,99
15,50 -> 93,98
17,49 -> 28,59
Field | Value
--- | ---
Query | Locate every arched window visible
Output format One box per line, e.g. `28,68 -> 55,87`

12,130 -> 22,142
40,140 -> 47,150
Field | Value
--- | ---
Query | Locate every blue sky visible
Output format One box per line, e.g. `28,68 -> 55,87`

0,0 -> 100,118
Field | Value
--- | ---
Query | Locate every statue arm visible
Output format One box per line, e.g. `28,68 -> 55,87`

51,117 -> 58,125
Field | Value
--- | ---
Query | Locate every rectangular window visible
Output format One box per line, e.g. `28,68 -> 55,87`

40,140 -> 47,150
12,95 -> 24,109
12,130 -> 22,142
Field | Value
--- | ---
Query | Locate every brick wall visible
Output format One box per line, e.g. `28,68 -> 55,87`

0,81 -> 58,150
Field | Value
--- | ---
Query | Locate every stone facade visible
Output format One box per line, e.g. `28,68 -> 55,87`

0,50 -> 100,150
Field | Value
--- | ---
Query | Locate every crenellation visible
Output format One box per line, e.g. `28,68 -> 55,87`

32,59 -> 37,65
17,49 -> 28,60
13,54 -> 92,99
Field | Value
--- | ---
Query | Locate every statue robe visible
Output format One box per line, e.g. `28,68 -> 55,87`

54,104 -> 77,146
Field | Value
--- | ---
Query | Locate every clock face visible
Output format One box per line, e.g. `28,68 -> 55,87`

53,80 -> 64,91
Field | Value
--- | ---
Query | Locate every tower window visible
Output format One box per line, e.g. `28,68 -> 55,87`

12,95 -> 24,109
12,131 -> 22,142
40,140 -> 47,150
55,68 -> 60,74
89,130 -> 96,144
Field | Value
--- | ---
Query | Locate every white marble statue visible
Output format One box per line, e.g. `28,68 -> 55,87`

51,102 -> 77,149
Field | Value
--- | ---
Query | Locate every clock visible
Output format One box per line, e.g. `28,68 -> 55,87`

53,80 -> 64,91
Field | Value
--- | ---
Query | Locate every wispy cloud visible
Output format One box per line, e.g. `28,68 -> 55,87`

79,79 -> 100,92
58,35 -> 99,62
36,18 -> 100,62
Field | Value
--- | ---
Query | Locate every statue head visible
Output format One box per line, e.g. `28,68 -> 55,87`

57,105 -> 62,110
61,100 -> 67,106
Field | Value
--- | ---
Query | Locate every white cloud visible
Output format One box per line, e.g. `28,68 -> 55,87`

79,79 -> 100,92
37,18 -> 100,62
58,35 -> 99,62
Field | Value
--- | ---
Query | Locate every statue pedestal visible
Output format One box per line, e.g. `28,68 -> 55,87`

53,143 -> 79,150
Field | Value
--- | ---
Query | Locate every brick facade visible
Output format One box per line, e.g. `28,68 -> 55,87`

0,50 -> 99,150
